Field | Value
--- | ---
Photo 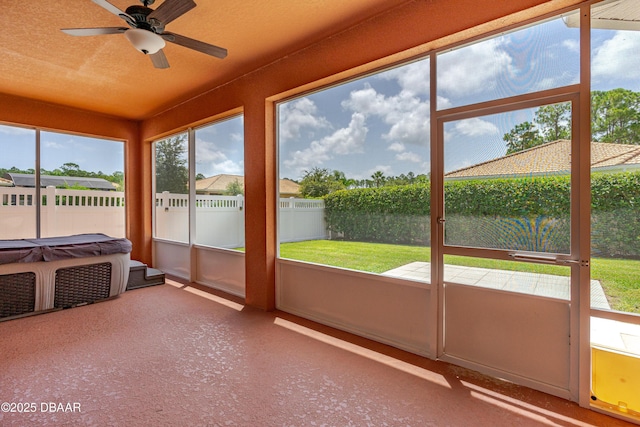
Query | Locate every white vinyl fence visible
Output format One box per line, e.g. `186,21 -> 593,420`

155,192 -> 329,248
0,186 -> 125,239
0,187 -> 328,246
154,193 -> 246,246
279,198 -> 327,243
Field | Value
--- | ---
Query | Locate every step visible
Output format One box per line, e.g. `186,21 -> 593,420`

127,260 -> 165,291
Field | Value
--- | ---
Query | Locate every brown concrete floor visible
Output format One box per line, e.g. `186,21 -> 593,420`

0,279 -> 634,426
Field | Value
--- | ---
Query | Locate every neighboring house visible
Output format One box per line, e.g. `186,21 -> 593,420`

445,139 -> 640,180
196,174 -> 300,197
3,173 -> 117,191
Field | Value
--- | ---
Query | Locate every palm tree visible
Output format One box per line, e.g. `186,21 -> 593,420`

371,170 -> 386,187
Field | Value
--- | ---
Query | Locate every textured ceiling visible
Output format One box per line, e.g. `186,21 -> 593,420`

0,0 -> 410,120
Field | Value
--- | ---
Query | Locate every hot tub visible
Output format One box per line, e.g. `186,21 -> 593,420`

0,233 -> 132,320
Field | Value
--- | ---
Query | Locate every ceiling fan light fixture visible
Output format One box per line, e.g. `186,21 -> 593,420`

124,28 -> 165,54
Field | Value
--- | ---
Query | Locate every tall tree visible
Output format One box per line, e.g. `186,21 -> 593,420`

371,170 -> 386,188
592,88 -> 640,144
155,135 -> 188,193
224,179 -> 244,196
60,162 -> 81,176
414,173 -> 429,184
299,167 -> 345,198
504,121 -> 543,154
332,169 -> 356,189
535,102 -> 571,142
503,89 -> 640,154
111,171 -> 124,190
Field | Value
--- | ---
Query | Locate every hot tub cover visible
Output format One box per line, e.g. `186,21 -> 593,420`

0,234 -> 132,265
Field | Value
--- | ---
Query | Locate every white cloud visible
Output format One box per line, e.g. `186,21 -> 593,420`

396,151 -> 422,163
279,97 -> 331,143
230,132 -> 243,143
283,112 -> 368,173
42,140 -> 64,150
534,70 -> 579,92
342,84 -> 387,116
195,138 -> 243,176
592,31 -> 640,80
438,38 -> 514,98
454,118 -> 499,137
342,84 -> 429,146
385,100 -> 430,145
42,137 -> 99,153
562,39 -> 579,53
210,159 -> 244,175
437,95 -> 453,110
388,142 -> 405,152
377,60 -> 430,95
195,138 -> 226,163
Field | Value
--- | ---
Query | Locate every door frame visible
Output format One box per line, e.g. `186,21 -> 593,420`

429,86 -> 589,402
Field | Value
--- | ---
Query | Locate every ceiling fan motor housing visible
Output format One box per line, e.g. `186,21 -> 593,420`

125,5 -> 165,33
126,6 -> 152,27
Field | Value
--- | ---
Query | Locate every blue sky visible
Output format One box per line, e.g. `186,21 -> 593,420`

0,117 -> 247,179
195,115 -> 244,177
0,126 -> 124,175
278,14 -> 640,181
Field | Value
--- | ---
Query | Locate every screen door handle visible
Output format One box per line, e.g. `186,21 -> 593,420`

509,253 -> 558,264
509,253 -> 589,267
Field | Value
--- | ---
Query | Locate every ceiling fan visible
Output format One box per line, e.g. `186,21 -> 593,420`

61,0 -> 228,69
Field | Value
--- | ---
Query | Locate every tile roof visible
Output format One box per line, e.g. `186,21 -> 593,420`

195,174 -> 300,195
445,140 -> 640,179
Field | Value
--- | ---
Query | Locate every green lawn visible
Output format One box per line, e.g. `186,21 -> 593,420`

280,240 -> 429,273
279,239 -> 640,314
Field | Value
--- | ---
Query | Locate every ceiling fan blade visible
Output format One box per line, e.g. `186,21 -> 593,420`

163,32 -> 228,59
91,0 -> 134,23
61,27 -> 128,36
148,0 -> 196,25
150,50 -> 170,69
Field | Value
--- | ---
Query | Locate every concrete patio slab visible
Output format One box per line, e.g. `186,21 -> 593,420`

382,261 -> 640,356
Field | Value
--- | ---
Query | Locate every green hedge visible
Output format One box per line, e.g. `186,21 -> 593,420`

324,185 -> 430,245
323,171 -> 640,258
591,172 -> 640,257
444,176 -> 571,253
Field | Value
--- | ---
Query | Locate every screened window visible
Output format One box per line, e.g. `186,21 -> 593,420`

0,125 -> 125,239
278,58 -> 431,282
0,124 -> 36,239
444,103 -> 572,254
587,1 -> 640,418
194,115 -> 245,249
40,132 -> 125,238
437,16 -> 580,110
589,1 -> 640,316
154,132 -> 189,242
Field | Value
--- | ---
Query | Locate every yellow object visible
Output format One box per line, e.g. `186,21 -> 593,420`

592,346 -> 640,417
